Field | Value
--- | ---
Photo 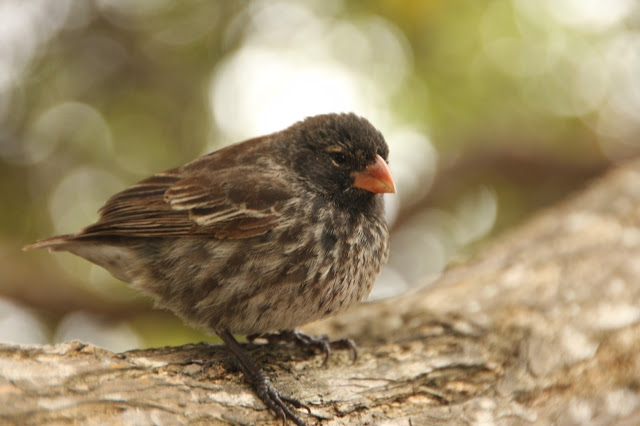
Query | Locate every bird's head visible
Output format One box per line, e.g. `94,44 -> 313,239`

284,113 -> 395,213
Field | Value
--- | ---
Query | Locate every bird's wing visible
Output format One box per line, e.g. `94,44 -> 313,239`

79,147 -> 293,240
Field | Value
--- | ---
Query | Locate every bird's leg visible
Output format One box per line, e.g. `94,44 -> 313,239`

247,329 -> 358,366
219,330 -> 311,426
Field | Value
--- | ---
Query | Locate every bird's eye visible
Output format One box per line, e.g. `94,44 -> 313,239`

330,152 -> 347,166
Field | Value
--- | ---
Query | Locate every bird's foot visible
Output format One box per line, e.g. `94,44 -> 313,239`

248,329 -> 358,366
253,369 -> 311,426
220,330 -> 312,425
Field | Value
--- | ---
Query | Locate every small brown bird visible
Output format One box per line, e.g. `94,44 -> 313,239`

24,112 -> 395,425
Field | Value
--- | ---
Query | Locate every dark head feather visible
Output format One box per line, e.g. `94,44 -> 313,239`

280,113 -> 389,213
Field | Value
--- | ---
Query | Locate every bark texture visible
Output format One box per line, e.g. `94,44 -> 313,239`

3,159 -> 640,425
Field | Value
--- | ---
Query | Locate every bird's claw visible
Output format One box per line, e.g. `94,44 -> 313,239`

248,329 -> 358,365
254,372 -> 310,426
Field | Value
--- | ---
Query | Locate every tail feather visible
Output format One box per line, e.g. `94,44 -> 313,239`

24,233 -> 139,283
22,234 -> 76,251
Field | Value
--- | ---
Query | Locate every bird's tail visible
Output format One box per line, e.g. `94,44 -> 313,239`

23,234 -> 135,283
22,234 -> 76,251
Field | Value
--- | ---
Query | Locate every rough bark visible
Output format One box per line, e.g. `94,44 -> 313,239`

3,159 -> 640,425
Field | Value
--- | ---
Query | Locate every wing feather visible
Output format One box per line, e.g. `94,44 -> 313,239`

77,140 -> 292,239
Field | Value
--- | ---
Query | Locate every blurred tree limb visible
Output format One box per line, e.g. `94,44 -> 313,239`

2,158 -> 640,425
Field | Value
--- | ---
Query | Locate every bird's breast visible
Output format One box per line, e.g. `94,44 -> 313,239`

303,207 -> 390,316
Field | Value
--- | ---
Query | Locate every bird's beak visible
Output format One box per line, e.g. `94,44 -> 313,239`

351,154 -> 396,194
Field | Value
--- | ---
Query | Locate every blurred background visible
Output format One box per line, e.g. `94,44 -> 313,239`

2,0 -> 639,351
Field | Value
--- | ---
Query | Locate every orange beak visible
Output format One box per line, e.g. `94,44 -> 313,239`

351,154 -> 396,194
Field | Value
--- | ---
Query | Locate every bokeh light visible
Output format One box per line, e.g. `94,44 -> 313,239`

54,311 -> 142,352
0,298 -> 49,345
209,0 -> 413,143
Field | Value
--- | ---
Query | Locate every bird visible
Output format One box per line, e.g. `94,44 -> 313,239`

24,112 -> 396,425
